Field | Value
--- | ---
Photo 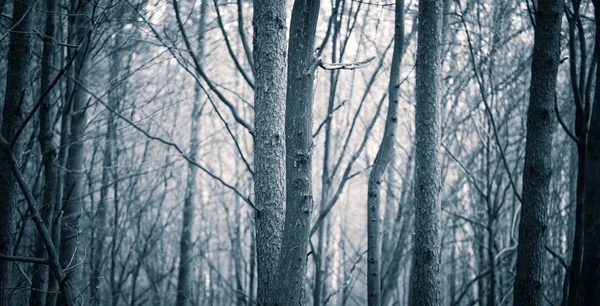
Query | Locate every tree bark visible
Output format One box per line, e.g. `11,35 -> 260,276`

513,1 -> 562,305
366,0 -> 404,305
408,0 -> 444,304
0,0 -> 33,304
252,0 -> 287,303
273,0 -> 320,303
30,0 -> 57,305
59,0 -> 92,302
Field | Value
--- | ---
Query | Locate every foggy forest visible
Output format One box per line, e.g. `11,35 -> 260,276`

0,0 -> 598,305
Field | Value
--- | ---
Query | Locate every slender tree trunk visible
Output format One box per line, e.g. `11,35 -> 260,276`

59,0 -> 92,302
578,3 -> 600,303
408,0 -> 444,304
381,150 -> 413,306
30,0 -> 57,305
47,20 -> 73,304
175,2 -> 208,304
512,0 -> 562,305
0,0 -> 33,304
366,0 -> 404,304
448,225 -> 456,306
564,5 -> 590,304
314,9 -> 341,302
487,212 -> 496,306
252,0 -> 287,303
381,154 -> 397,269
273,0 -> 320,303
90,25 -> 124,305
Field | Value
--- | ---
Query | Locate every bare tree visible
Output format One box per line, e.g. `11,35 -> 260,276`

274,0 -> 320,303
175,1 -> 208,305
30,0 -> 58,305
409,0 -> 444,305
0,0 -> 33,304
365,0 -> 404,304
252,0 -> 288,303
513,0 -> 563,305
59,0 -> 93,301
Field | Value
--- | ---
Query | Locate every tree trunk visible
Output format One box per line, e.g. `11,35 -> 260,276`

578,3 -> 600,303
564,4 -> 590,304
273,0 -> 320,303
175,2 -> 208,305
48,19 -> 73,304
59,0 -> 92,302
313,5 -> 341,301
512,0 -> 562,305
30,0 -> 57,305
0,0 -> 33,303
90,20 -> 125,305
408,0 -> 444,304
252,0 -> 287,303
366,0 -> 404,304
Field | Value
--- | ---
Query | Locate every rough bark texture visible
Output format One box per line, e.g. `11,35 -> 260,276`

0,0 -> 32,304
30,0 -> 57,305
408,0 -> 444,305
366,0 -> 404,305
578,3 -> 600,303
273,0 -> 320,303
252,0 -> 287,304
59,0 -> 92,301
512,1 -> 562,305
175,2 -> 208,305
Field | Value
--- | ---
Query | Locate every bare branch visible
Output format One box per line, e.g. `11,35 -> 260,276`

554,96 -> 579,143
0,253 -> 48,265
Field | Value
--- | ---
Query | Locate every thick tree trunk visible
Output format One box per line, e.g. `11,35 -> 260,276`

273,0 -> 320,303
30,0 -> 57,305
252,0 -> 287,303
175,2 -> 208,305
59,0 -> 92,302
366,0 -> 404,305
512,1 -> 562,305
408,0 -> 444,304
0,0 -> 32,304
578,3 -> 600,303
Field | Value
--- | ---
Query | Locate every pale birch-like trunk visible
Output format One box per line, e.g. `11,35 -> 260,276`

365,0 -> 404,304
